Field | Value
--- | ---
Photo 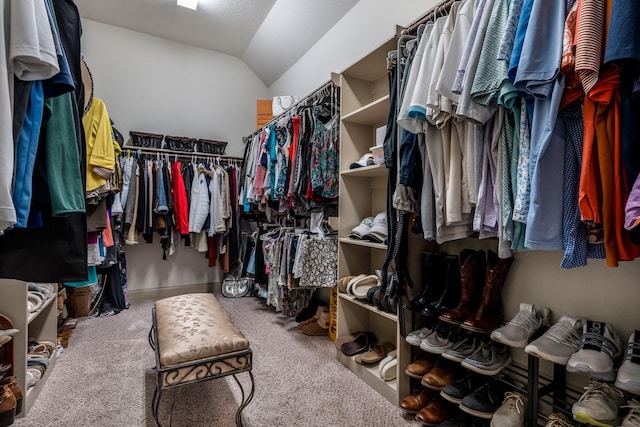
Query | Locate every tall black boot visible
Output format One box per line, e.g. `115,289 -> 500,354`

403,252 -> 446,313
422,254 -> 462,318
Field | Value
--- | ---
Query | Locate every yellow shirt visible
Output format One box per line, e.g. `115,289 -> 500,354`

82,98 -> 115,191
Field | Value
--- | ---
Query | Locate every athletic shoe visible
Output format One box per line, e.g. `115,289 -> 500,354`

420,324 -> 460,354
524,315 -> 584,365
545,413 -> 576,426
567,321 -> 622,381
621,399 -> 640,427
459,379 -> 505,419
442,334 -> 485,363
490,303 -> 549,348
440,371 -> 486,404
490,392 -> 526,427
571,381 -> 625,427
406,326 -> 433,347
461,342 -> 512,376
615,330 -> 640,394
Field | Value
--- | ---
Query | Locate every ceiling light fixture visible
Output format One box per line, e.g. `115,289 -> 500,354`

177,0 -> 198,10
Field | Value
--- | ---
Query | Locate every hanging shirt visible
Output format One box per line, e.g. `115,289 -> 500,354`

82,98 -> 116,192
574,0 -> 607,94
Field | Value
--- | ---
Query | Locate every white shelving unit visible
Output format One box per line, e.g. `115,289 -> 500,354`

0,279 -> 58,417
336,35 -> 412,407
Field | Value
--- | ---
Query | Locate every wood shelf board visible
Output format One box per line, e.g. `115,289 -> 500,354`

340,164 -> 388,178
339,237 -> 387,250
336,351 -> 398,405
342,95 -> 390,125
28,292 -> 57,325
338,293 -> 398,323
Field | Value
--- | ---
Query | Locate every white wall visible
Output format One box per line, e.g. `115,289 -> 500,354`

268,0 -> 438,97
81,20 -> 268,292
81,19 -> 267,158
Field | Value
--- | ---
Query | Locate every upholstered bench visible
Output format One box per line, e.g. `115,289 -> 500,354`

149,293 -> 254,427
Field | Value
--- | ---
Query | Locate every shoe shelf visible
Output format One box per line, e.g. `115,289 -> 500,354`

27,291 -> 57,325
0,279 -> 59,418
341,95 -> 390,125
338,293 -> 398,322
340,164 -> 388,178
337,351 -> 398,403
338,238 -> 387,251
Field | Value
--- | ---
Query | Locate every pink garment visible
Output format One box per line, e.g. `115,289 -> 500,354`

102,210 -> 115,247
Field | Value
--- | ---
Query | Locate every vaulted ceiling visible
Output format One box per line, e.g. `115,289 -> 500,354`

73,0 -> 359,86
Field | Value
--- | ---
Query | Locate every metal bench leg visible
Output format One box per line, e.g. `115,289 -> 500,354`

232,371 -> 255,427
152,383 -> 163,427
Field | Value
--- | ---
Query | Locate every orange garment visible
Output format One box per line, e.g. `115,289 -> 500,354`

102,209 -> 114,247
584,66 -> 640,266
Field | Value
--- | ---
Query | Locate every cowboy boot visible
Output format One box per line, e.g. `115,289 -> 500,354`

422,254 -> 462,318
439,249 -> 486,324
462,250 -> 514,333
403,252 -> 447,313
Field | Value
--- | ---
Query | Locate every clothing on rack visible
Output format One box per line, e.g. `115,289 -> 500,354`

393,0 -> 640,268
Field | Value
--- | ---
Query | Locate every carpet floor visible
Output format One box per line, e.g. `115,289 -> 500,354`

13,294 -> 419,427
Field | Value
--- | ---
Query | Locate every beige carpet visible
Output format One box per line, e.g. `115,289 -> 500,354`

13,294 -> 418,427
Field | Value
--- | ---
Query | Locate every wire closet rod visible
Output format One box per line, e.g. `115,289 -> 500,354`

122,145 -> 244,162
244,79 -> 338,143
402,0 -> 456,35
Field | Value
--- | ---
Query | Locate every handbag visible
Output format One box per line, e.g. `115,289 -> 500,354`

222,277 -> 253,298
272,95 -> 299,116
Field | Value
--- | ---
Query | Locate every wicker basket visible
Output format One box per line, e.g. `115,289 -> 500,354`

196,139 -> 228,155
164,135 -> 197,152
129,131 -> 164,148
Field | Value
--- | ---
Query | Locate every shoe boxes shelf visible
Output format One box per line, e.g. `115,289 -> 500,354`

336,34 -> 417,407
0,279 -> 58,418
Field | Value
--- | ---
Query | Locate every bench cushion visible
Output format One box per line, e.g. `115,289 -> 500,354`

155,293 -> 250,368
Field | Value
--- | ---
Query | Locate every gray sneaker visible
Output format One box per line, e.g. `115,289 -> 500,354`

442,334 -> 484,363
461,342 -> 512,376
490,392 -> 527,427
615,331 -> 640,394
572,381 -> 625,427
524,315 -> 584,365
621,399 -> 640,427
567,321 -> 622,381
491,303 -> 549,348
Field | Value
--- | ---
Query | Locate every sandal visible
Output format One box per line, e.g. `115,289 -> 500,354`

340,331 -> 377,356
356,341 -> 395,364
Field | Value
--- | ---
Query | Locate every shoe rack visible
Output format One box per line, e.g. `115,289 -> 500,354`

0,279 -> 58,418
335,34 -> 414,407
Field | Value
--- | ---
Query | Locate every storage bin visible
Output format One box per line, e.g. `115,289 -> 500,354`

196,139 -> 228,155
129,131 -> 164,148
164,135 -> 197,152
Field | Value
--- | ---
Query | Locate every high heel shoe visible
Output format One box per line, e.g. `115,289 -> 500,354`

0,377 -> 22,416
0,384 -> 17,427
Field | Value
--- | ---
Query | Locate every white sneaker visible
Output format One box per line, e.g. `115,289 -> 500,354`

405,327 -> 433,347
621,399 -> 640,427
545,413 -> 576,427
490,391 -> 526,427
615,330 -> 640,394
491,303 -> 550,348
524,315 -> 584,365
572,381 -> 625,427
567,321 -> 622,381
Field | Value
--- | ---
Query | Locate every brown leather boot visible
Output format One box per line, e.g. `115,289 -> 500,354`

462,250 -> 514,333
0,384 -> 16,427
0,377 -> 22,415
439,249 -> 486,324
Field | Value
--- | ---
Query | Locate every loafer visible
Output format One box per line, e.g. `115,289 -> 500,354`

421,359 -> 461,390
415,395 -> 457,425
399,387 -> 435,413
405,358 -> 435,379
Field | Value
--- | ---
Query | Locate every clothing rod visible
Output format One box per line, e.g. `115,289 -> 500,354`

122,144 -> 243,161
402,0 -> 456,35
244,79 -> 338,142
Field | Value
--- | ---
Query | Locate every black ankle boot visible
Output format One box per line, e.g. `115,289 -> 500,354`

422,254 -> 462,317
403,252 -> 446,313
